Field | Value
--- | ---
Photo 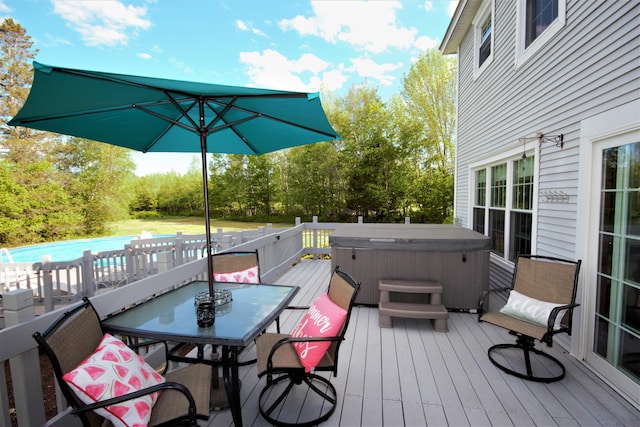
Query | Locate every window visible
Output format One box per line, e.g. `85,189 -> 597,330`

472,156 -> 535,260
490,164 -> 507,255
473,0 -> 494,78
473,170 -> 486,234
525,0 -> 558,48
511,157 -> 534,259
516,0 -> 566,68
479,14 -> 492,66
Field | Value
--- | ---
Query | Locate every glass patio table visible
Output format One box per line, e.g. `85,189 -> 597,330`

102,280 -> 299,427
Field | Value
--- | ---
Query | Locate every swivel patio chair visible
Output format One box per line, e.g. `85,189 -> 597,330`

170,250 -> 266,369
255,266 -> 360,427
33,297 -> 211,427
477,255 -> 581,383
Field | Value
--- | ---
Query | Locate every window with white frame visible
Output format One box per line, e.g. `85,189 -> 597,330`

473,0 -> 494,78
472,156 -> 535,260
516,0 -> 566,68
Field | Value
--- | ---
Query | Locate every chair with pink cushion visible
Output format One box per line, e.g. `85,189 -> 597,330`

212,250 -> 261,284
33,297 -> 211,426
255,266 -> 360,427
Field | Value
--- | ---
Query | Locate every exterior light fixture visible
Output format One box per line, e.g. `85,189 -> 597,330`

518,132 -> 564,159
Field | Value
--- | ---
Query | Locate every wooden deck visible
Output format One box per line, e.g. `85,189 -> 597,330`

203,259 -> 640,426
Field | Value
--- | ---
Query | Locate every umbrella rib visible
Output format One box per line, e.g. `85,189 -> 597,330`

202,97 -> 260,153
10,103 -> 136,125
207,99 -> 338,139
166,92 -> 200,131
133,104 -> 198,134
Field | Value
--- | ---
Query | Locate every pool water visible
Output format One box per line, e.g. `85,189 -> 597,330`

1,235 -> 172,263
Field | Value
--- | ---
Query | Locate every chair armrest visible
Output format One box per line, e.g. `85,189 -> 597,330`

285,305 -> 309,310
477,287 -> 511,320
547,303 -> 580,332
71,381 -> 196,416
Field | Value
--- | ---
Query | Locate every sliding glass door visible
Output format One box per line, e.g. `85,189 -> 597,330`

593,141 -> 639,388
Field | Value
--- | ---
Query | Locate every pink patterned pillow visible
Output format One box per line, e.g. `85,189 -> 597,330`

290,293 -> 347,372
63,333 -> 165,427
214,266 -> 259,283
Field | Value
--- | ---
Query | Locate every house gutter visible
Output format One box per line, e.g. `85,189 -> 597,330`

439,0 -> 483,54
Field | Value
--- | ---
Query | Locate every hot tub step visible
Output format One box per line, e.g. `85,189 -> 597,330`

379,301 -> 448,332
379,279 -> 443,305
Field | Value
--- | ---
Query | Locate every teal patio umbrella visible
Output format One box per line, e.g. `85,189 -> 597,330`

9,61 -> 340,296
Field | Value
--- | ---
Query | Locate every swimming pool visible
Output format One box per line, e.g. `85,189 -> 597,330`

1,235 -> 173,263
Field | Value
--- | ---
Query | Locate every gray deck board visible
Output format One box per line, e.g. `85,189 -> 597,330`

204,260 -> 640,426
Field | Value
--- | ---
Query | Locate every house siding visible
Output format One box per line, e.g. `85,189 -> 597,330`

452,0 -> 639,262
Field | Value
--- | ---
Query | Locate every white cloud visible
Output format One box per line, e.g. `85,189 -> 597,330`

319,66 -> 349,92
239,49 -> 334,92
349,57 -> 401,87
137,52 -> 152,60
279,0 -> 423,54
236,19 -> 267,37
169,57 -> 193,73
414,35 -> 438,51
43,33 -> 73,47
236,19 -> 249,31
423,1 -> 433,12
0,1 -> 11,13
52,0 -> 151,47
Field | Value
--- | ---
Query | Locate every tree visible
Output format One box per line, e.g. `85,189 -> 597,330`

0,18 -> 43,163
0,19 -> 85,244
246,154 -> 275,216
52,137 -> 136,234
401,49 -> 457,223
329,85 -> 406,220
1,21 -> 139,242
285,142 -> 344,219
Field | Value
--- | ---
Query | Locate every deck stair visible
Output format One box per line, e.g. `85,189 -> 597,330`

378,279 -> 448,331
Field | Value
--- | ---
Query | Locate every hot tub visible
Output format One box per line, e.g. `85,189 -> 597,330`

330,224 -> 491,309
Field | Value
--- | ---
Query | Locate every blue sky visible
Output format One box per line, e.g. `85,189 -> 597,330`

2,0 -> 457,175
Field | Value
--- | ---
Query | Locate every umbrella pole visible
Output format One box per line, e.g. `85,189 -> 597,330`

198,99 -> 215,299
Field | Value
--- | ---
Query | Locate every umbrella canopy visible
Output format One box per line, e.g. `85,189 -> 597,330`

9,61 -> 340,297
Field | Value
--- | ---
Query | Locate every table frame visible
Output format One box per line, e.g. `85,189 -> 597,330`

102,280 -> 299,426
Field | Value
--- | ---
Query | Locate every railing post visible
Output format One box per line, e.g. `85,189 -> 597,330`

312,216 -> 319,260
175,235 -> 184,265
42,255 -> 54,312
358,216 -> 363,224
156,251 -> 173,274
295,217 -> 301,226
82,250 -> 95,297
220,235 -> 234,250
125,245 -> 135,281
174,235 -> 184,266
405,217 -> 410,224
4,289 -> 46,426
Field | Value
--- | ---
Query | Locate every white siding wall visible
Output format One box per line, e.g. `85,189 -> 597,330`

454,0 -> 639,260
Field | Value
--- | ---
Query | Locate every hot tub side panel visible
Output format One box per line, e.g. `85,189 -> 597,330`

331,247 -> 489,309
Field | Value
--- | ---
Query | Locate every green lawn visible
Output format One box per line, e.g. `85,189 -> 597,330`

105,217 -> 294,237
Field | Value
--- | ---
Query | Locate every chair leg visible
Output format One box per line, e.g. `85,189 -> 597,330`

487,335 -> 566,383
259,373 -> 338,427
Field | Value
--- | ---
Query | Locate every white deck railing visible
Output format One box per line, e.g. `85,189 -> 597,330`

0,218 -> 347,427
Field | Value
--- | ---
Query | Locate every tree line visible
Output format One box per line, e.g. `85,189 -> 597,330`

0,18 -> 456,247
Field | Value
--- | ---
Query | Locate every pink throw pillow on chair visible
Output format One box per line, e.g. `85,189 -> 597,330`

213,266 -> 259,283
63,333 -> 165,427
290,292 -> 347,372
